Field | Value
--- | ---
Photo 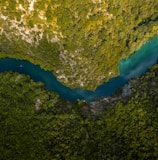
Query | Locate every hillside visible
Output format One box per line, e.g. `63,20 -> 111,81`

0,0 -> 158,89
0,65 -> 158,160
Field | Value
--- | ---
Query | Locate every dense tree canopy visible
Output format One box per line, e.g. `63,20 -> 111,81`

0,64 -> 158,159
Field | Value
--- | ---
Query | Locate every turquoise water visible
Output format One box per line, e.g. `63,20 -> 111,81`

0,36 -> 158,101
119,36 -> 158,78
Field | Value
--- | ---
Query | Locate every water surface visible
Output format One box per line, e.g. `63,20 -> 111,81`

0,36 -> 158,101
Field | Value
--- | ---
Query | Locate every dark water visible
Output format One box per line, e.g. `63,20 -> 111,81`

0,36 -> 158,101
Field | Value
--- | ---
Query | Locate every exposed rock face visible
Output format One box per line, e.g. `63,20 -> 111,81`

0,0 -> 158,89
35,99 -> 42,111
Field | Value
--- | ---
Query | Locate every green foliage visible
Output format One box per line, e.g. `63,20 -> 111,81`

0,72 -> 60,160
95,65 -> 158,159
0,65 -> 158,159
0,0 -> 158,89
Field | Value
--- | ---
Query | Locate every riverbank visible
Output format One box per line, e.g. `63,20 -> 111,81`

0,34 -> 158,102
83,63 -> 158,116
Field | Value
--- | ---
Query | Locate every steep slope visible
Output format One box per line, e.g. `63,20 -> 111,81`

0,0 -> 158,89
0,65 -> 158,160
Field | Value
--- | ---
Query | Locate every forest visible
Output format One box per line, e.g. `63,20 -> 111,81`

0,1 -> 158,159
0,64 -> 158,160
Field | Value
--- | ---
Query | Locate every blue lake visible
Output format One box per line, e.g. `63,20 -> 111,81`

0,36 -> 158,101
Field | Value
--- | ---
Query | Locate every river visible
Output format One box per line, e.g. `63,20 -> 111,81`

0,36 -> 158,101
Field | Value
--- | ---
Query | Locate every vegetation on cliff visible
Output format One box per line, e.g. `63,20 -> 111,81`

0,64 -> 158,159
0,0 -> 158,89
